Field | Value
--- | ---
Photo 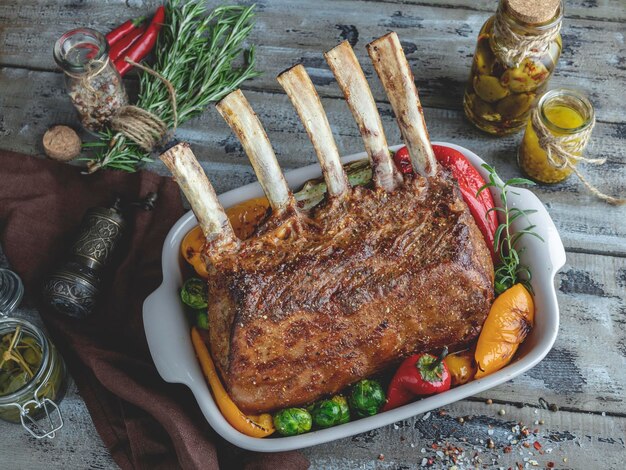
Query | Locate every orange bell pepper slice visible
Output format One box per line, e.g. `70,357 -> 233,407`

474,284 -> 534,378
181,197 -> 270,278
191,327 -> 275,437
181,226 -> 209,278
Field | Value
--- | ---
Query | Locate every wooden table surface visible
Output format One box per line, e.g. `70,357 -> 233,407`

1,0 -> 625,468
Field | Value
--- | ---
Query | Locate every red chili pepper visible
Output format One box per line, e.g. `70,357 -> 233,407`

114,6 -> 166,77
383,347 -> 451,411
109,24 -> 147,62
106,16 -> 146,46
392,145 -> 498,260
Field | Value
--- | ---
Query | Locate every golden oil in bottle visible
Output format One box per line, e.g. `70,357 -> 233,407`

518,89 -> 594,183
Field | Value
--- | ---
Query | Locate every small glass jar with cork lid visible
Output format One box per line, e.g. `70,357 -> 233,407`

518,89 -> 594,183
463,0 -> 563,135
54,28 -> 128,133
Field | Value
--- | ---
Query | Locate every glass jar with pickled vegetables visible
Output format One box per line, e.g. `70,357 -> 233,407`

464,0 -> 563,135
518,89 -> 594,183
0,318 -> 68,438
54,28 -> 128,133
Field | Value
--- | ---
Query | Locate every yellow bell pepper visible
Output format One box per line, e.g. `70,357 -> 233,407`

191,327 -> 275,437
474,284 -> 534,379
181,226 -> 209,278
444,350 -> 476,386
181,197 -> 270,278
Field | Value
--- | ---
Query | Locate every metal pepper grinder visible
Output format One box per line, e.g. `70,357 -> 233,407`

42,198 -> 127,318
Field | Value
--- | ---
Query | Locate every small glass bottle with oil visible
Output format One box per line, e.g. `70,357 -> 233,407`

518,89 -> 594,183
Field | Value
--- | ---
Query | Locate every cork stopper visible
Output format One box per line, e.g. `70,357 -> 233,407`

506,0 -> 560,24
43,125 -> 82,162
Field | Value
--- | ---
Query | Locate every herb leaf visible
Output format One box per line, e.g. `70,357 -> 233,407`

85,1 -> 260,172
479,165 -> 543,295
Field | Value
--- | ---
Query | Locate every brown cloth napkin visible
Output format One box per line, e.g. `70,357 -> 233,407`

0,151 -> 309,470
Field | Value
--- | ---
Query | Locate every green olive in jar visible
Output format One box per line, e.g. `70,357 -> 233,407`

467,94 -> 500,122
496,93 -> 535,120
473,75 -> 510,103
474,37 -> 496,75
500,59 -> 549,93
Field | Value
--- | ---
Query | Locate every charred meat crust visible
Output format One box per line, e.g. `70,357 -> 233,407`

205,171 -> 494,414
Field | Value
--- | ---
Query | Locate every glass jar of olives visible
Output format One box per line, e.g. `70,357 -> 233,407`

0,318 -> 68,438
464,0 -> 563,135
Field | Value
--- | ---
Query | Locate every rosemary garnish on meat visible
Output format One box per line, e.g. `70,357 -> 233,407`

478,164 -> 544,295
84,1 -> 260,172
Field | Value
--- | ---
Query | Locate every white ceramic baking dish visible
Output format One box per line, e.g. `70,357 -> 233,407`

143,142 -> 566,452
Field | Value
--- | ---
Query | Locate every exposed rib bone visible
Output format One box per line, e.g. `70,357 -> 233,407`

160,142 -> 238,248
324,41 -> 402,192
216,90 -> 294,213
367,32 -> 437,177
277,64 -> 349,199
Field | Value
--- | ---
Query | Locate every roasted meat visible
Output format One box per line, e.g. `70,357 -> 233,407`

161,32 -> 494,414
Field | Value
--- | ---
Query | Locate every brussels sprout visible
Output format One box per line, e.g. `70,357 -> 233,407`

273,408 -> 312,436
180,277 -> 208,309
473,75 -> 509,103
349,379 -> 386,418
311,395 -> 350,428
195,310 -> 209,329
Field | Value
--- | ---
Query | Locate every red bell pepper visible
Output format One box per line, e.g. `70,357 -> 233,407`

109,24 -> 147,62
114,6 -> 166,77
383,347 -> 451,411
106,16 -> 146,46
392,145 -> 498,261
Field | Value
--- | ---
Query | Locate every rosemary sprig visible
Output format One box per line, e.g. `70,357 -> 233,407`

85,1 -> 260,172
478,164 -> 544,295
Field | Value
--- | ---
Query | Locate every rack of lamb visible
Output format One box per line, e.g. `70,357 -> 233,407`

160,32 -> 494,414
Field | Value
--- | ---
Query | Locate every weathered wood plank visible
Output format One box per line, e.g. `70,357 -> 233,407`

1,69 -> 624,256
1,1 -> 625,123
303,401 -> 626,469
2,379 -> 625,470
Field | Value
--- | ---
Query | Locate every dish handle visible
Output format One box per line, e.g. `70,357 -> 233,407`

143,283 -> 201,385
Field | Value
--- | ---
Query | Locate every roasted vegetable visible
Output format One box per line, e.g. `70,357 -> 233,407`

311,395 -> 350,428
383,348 -> 451,411
349,379 -> 386,417
474,284 -> 534,378
444,350 -> 476,386
191,327 -> 275,437
180,277 -> 208,309
273,408 -> 312,436
181,225 -> 209,278
195,310 -> 209,329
